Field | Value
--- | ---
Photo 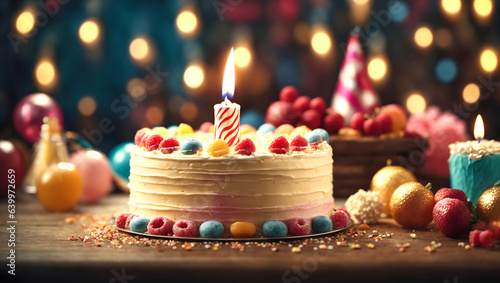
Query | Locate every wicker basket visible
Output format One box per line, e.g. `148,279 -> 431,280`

329,136 -> 428,197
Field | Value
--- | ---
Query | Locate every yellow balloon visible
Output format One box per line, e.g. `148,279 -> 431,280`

37,162 -> 83,211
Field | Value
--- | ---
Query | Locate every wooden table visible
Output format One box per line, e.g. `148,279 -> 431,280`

1,193 -> 499,283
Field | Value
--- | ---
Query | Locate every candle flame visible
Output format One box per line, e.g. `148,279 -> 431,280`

222,48 -> 235,100
474,114 -> 484,140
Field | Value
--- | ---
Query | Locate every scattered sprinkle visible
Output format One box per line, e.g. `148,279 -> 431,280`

65,217 -> 75,224
458,242 -> 465,247
465,245 -> 471,250
410,233 -> 417,239
366,243 -> 375,249
291,247 -> 301,253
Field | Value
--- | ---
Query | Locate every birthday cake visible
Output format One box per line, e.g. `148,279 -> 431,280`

122,125 -> 335,238
449,139 -> 500,204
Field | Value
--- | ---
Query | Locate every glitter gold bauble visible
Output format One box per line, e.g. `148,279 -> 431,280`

370,162 -> 417,215
390,182 -> 435,229
476,186 -> 500,222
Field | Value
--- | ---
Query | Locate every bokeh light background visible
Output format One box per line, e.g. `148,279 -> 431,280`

1,0 -> 500,154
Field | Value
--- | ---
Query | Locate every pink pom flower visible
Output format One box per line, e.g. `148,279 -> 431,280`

407,106 -> 469,176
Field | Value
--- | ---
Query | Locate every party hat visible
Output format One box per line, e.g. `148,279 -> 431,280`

331,28 -> 380,124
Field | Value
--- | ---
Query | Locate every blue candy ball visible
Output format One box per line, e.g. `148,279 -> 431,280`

199,221 -> 224,238
181,138 -> 203,155
312,128 -> 329,142
262,221 -> 288,237
305,131 -> 321,144
257,123 -> 276,134
109,142 -> 135,181
129,216 -> 150,233
312,216 -> 333,233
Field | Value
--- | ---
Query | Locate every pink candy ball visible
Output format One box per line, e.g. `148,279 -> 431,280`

13,93 -> 64,144
70,150 -> 112,204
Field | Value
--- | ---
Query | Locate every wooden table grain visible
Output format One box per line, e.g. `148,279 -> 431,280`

1,193 -> 499,283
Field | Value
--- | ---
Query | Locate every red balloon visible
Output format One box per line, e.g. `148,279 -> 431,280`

0,140 -> 26,198
13,93 -> 63,143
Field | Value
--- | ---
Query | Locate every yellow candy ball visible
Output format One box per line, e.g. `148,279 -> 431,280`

177,123 -> 194,136
290,125 -> 311,137
275,124 -> 294,135
36,162 -> 83,211
152,126 -> 168,137
240,124 -> 257,135
207,139 -> 230,157
230,222 -> 256,238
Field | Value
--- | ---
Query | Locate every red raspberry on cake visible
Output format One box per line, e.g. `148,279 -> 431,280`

331,209 -> 350,229
290,135 -> 308,152
235,138 -> 256,155
159,138 -> 180,154
173,220 -> 198,237
147,216 -> 173,236
139,133 -> 151,147
269,136 -> 289,154
115,212 -> 133,228
134,129 -> 149,145
146,134 -> 163,151
286,217 -> 311,236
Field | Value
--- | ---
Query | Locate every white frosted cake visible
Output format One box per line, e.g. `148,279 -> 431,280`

122,125 -> 335,238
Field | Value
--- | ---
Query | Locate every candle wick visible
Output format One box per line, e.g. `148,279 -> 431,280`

478,137 -> 482,144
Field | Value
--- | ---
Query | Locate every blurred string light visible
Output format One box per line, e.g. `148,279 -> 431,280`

16,10 -> 35,34
349,0 -> 371,24
35,60 -> 57,87
129,37 -> 152,63
234,46 -> 251,68
311,29 -> 332,56
435,29 -> 453,49
480,48 -> 498,72
473,0 -> 493,17
127,78 -> 146,99
78,96 -> 97,116
146,106 -> 164,125
414,27 -> 433,48
183,64 -> 204,88
434,58 -> 457,83
79,20 -> 100,44
180,102 -> 198,121
463,83 -> 480,104
176,10 -> 198,37
293,22 -> 310,46
406,93 -> 427,114
367,56 -> 389,82
441,0 -> 461,15
388,0 -> 409,23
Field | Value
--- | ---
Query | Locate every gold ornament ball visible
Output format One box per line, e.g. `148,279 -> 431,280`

371,165 -> 416,215
390,182 -> 435,229
476,186 -> 500,222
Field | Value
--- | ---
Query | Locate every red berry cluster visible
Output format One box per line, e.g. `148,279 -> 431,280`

134,129 -> 179,154
265,86 -> 344,134
432,187 -> 500,247
350,111 -> 393,137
